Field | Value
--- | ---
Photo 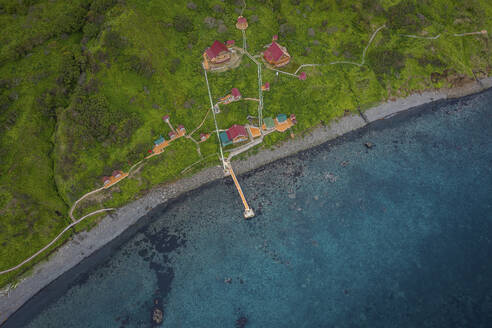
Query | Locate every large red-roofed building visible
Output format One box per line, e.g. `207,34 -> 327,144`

203,40 -> 231,69
263,41 -> 291,67
226,124 -> 248,144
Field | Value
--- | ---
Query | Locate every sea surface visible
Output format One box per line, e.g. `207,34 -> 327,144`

4,90 -> 492,327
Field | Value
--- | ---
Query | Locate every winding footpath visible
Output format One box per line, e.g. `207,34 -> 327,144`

0,13 -> 488,285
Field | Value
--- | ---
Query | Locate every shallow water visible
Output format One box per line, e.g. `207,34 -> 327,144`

5,90 -> 492,327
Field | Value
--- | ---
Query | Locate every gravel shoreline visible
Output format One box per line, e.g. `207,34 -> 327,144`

1,78 -> 491,324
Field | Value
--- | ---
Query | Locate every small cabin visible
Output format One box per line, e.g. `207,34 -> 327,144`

154,136 -> 165,145
177,125 -> 186,136
226,124 -> 248,143
226,40 -> 235,47
162,115 -> 170,122
168,131 -> 177,139
236,16 -> 248,30
203,40 -> 231,66
112,170 -> 123,179
277,114 -> 287,123
263,41 -> 291,67
220,88 -> 242,104
200,133 -> 210,142
263,117 -> 275,130
298,72 -> 307,80
102,176 -> 111,185
261,82 -> 270,91
290,114 -> 297,124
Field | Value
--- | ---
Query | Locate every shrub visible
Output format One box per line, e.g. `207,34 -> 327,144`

368,49 -> 406,80
59,52 -> 82,90
127,55 -> 154,78
103,30 -> 126,56
173,15 -> 193,33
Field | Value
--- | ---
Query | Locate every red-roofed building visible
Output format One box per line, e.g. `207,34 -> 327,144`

203,40 -> 231,69
220,88 -> 242,104
226,40 -> 235,47
102,176 -> 111,185
298,72 -> 307,80
231,88 -> 241,98
261,82 -> 270,91
226,124 -> 248,144
236,16 -> 248,30
200,133 -> 210,142
263,41 -> 290,67
177,125 -> 186,136
112,170 -> 123,178
169,131 -> 177,139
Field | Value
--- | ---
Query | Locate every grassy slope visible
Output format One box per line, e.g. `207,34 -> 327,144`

1,0 -> 491,287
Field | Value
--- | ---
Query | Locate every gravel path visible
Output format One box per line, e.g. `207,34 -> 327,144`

1,78 -> 491,324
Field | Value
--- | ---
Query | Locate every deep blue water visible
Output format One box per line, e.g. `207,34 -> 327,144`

4,90 -> 492,327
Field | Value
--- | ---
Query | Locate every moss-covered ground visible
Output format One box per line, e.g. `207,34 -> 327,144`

1,0 -> 491,287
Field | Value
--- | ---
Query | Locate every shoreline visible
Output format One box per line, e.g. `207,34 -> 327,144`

1,78 -> 491,324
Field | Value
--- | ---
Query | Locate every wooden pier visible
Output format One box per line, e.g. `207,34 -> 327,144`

225,161 -> 254,219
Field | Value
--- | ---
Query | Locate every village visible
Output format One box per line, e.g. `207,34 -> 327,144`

100,14 -> 303,219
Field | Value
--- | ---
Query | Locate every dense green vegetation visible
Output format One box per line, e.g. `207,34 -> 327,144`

0,0 -> 491,287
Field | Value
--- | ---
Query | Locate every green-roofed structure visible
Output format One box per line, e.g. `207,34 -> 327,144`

264,117 -> 275,129
219,131 -> 232,146
277,113 -> 287,123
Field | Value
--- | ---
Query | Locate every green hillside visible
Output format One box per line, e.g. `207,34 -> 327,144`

1,0 -> 491,287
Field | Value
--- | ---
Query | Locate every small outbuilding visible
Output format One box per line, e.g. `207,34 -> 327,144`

277,113 -> 287,123
112,170 -> 122,178
236,16 -> 248,30
263,117 -> 275,130
154,136 -> 165,145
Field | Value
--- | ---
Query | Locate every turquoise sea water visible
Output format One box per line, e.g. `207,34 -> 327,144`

4,90 -> 492,327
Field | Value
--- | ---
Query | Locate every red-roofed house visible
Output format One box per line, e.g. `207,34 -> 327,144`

236,16 -> 248,30
231,88 -> 241,99
226,124 -> 248,144
263,41 -> 290,67
112,170 -> 123,178
220,88 -> 242,104
177,125 -> 186,136
203,40 -> 231,69
226,40 -> 235,47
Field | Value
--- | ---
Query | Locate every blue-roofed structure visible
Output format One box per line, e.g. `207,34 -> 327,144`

277,113 -> 287,123
154,136 -> 165,145
219,131 -> 232,146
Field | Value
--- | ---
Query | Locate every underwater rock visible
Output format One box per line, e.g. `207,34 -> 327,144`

235,316 -> 248,328
365,142 -> 375,149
